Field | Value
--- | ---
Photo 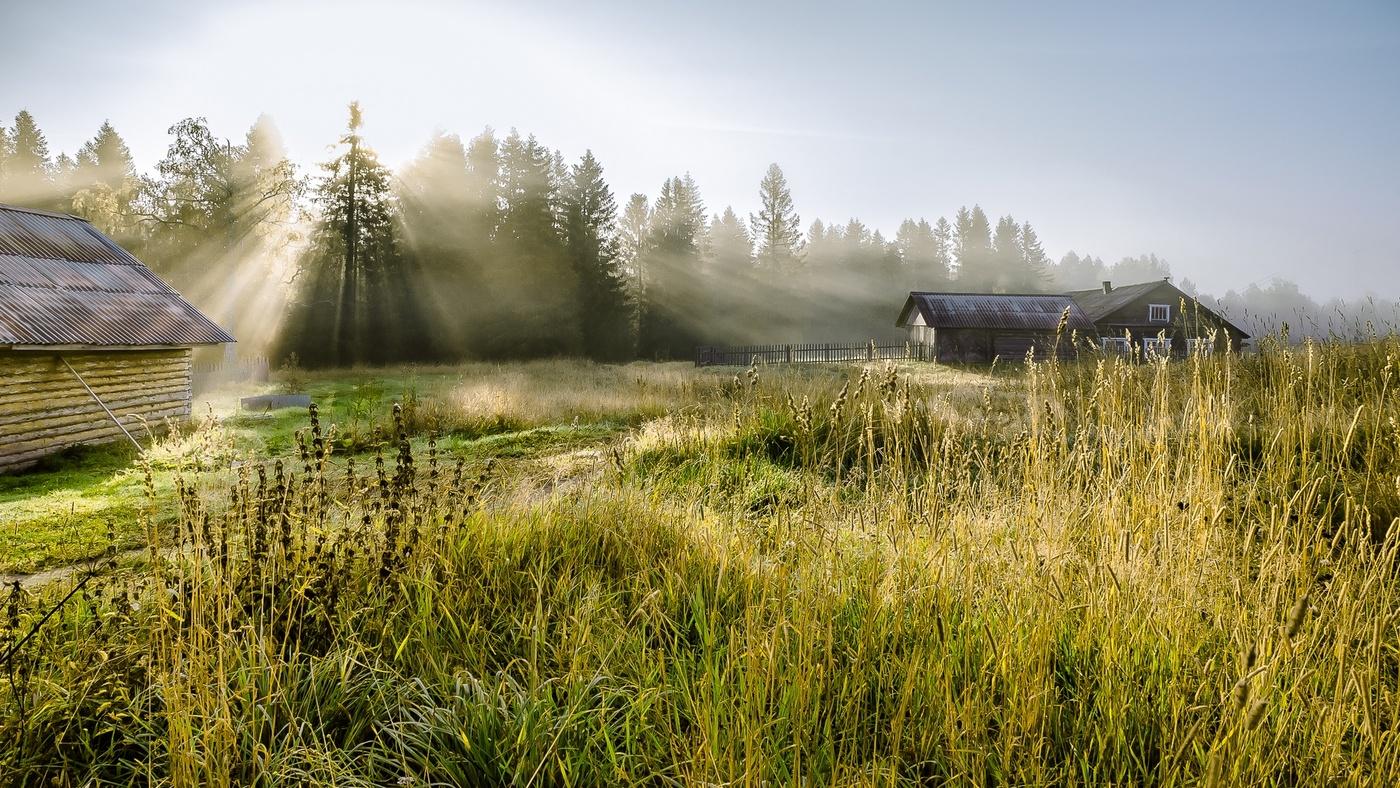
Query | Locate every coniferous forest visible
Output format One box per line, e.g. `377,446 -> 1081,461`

1,104 -> 1393,365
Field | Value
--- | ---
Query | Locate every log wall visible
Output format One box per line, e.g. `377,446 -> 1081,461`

0,348 -> 192,473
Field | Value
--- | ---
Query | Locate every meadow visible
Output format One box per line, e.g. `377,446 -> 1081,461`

2,343 -> 1398,785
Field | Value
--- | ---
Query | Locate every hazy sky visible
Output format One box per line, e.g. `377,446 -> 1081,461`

2,0 -> 1397,299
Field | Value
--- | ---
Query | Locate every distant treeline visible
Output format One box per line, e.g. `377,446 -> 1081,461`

1,106 -> 1395,365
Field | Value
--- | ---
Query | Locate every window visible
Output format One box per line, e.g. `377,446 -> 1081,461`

1142,336 -> 1173,357
1148,304 -> 1170,322
1101,337 -> 1131,355
1186,337 -> 1213,356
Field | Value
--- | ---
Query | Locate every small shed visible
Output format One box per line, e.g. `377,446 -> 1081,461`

1068,279 -> 1249,356
0,204 -> 233,472
895,292 -> 1094,363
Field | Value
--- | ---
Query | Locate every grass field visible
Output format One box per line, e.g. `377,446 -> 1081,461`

2,345 -> 1398,785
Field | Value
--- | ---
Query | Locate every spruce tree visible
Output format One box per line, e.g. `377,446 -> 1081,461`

706,206 -> 758,342
562,150 -> 631,360
896,218 -> 947,287
396,132 -> 479,360
750,163 -> 803,271
68,121 -> 141,242
494,130 -> 577,357
618,193 -> 650,351
954,205 -> 992,289
1019,221 -> 1050,291
991,215 -> 1023,292
639,175 -> 706,358
283,102 -> 400,367
0,123 -> 11,193
4,111 -> 53,207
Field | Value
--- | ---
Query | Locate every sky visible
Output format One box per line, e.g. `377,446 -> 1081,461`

2,0 -> 1397,300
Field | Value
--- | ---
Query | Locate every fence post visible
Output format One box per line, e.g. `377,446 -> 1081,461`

785,344 -> 792,364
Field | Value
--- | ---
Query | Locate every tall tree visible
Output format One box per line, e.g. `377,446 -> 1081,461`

493,130 -> 578,357
139,116 -> 299,287
0,122 -> 11,193
639,174 -> 706,357
706,206 -> 758,342
618,193 -> 650,351
562,150 -> 631,360
954,205 -> 992,289
750,163 -> 803,271
1018,221 -> 1050,291
2,110 -> 54,207
283,102 -> 400,366
396,132 -> 478,360
990,214 -> 1024,292
896,218 -> 948,287
67,121 -> 141,243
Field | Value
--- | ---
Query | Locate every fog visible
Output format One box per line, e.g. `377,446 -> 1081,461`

2,1 -> 1397,360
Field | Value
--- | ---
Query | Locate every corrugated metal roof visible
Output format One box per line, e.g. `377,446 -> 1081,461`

0,204 -> 233,347
897,292 -> 1095,332
1064,280 -> 1168,321
1067,279 -> 1250,337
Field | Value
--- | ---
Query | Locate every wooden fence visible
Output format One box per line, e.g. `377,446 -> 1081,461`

192,354 -> 270,392
695,341 -> 928,367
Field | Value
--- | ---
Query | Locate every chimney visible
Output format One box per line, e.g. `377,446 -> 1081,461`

1101,281 -> 1113,294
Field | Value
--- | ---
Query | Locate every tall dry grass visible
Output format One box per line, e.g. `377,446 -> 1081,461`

2,339 -> 1398,785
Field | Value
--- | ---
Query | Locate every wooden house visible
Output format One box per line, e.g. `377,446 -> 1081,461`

895,292 -> 1095,362
0,204 -> 233,473
1067,279 -> 1249,356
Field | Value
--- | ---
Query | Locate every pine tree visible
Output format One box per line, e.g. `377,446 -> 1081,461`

618,193 -> 650,350
283,102 -> 400,366
706,206 -> 758,342
639,175 -> 706,357
991,215 -> 1023,292
932,217 -> 953,285
896,218 -> 947,287
0,123 -> 11,193
954,205 -> 992,289
67,121 -> 141,242
3,110 -> 54,207
494,130 -> 577,356
1018,221 -> 1050,291
562,150 -> 631,360
396,131 -> 479,360
750,163 -> 803,271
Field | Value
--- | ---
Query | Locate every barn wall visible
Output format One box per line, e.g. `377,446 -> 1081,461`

0,348 -> 192,473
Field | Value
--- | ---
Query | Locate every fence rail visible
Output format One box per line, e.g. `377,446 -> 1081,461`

695,341 -> 927,367
192,354 -> 270,392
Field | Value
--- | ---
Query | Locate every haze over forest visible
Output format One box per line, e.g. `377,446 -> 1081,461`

1,0 -> 1397,363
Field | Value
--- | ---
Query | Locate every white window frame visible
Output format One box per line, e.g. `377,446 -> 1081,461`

1185,337 -> 1213,356
1142,336 -> 1173,357
1148,303 -> 1171,322
1101,336 -> 1131,355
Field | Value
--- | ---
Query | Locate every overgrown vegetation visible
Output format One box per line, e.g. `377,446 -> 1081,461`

2,342 -> 1399,785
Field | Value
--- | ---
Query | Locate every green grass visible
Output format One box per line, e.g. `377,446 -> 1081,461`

3,347 -> 1396,784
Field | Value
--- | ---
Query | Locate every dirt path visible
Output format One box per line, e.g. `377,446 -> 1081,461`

0,547 -> 149,589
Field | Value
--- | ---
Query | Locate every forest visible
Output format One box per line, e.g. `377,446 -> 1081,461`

1,105 -> 1393,365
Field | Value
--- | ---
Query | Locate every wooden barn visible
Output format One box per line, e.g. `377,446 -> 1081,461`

895,292 -> 1095,362
0,204 -> 233,473
1068,279 -> 1249,355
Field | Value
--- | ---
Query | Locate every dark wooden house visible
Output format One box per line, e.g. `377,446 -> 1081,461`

1067,279 -> 1248,356
895,292 -> 1095,362
0,204 -> 233,473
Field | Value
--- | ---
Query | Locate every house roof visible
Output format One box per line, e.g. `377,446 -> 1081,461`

1067,279 -> 1250,337
0,203 -> 233,347
897,292 -> 1095,332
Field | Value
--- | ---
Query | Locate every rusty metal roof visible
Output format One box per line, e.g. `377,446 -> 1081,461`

0,204 -> 233,347
897,291 -> 1095,332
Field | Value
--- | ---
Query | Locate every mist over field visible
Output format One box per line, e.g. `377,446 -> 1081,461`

2,1 -> 1397,361
3,4 -> 1400,785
